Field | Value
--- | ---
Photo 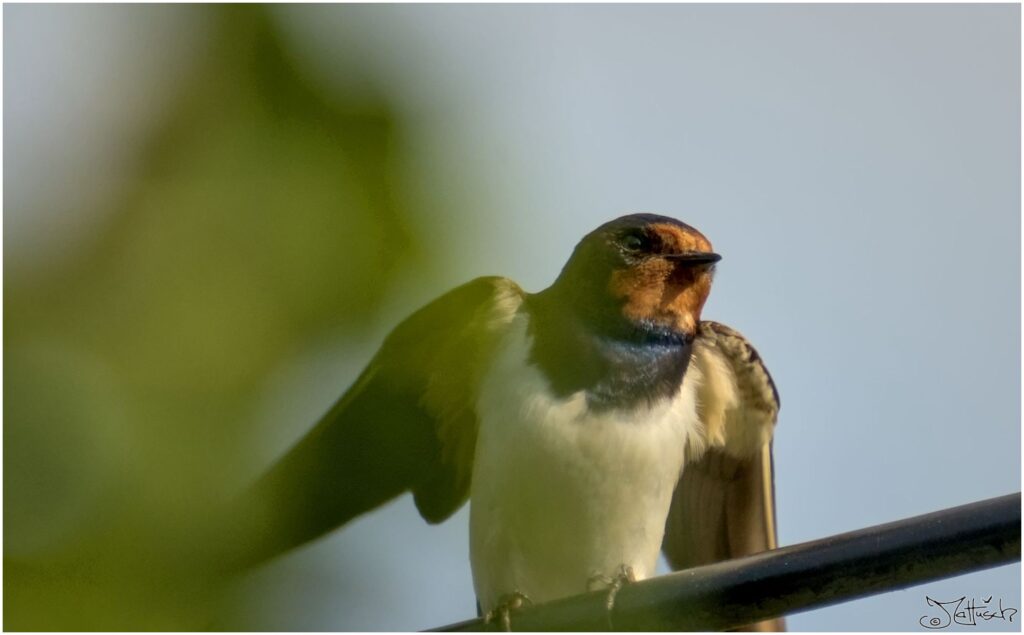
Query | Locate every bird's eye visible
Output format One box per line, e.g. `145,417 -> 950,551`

621,233 -> 646,251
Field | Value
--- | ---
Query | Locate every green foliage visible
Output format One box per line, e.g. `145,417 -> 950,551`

4,6 -> 434,629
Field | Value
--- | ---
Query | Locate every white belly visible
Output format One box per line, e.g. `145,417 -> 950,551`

469,315 -> 701,612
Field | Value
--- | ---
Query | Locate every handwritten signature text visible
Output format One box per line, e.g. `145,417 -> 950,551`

920,596 -> 1017,629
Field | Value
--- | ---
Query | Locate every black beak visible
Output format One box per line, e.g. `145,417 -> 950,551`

664,251 -> 722,266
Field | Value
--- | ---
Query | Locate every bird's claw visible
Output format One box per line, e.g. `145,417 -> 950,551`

587,565 -> 637,629
484,591 -> 532,632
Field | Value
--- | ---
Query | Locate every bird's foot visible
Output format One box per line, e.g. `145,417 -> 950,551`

587,565 -> 637,629
483,591 -> 532,632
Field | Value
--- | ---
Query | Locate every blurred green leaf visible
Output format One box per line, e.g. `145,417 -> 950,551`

5,5 -> 432,629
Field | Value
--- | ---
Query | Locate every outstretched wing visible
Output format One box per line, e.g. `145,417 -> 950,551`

225,277 -> 524,569
663,321 -> 782,631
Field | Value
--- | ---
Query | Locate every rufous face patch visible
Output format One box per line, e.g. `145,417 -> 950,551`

608,224 -> 716,334
649,222 -> 713,255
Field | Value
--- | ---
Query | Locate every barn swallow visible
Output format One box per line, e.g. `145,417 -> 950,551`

233,214 -> 781,630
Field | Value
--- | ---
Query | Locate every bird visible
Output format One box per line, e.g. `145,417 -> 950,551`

225,213 -> 781,630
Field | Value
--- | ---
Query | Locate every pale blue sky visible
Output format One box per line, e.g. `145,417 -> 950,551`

7,4 -> 1020,631
251,5 -> 1022,630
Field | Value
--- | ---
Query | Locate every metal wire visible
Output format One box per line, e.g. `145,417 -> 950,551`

430,492 -> 1021,632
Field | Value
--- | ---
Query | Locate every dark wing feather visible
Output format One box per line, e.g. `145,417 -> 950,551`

223,276 -> 523,569
663,321 -> 782,631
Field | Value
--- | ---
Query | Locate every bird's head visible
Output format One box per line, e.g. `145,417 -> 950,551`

551,214 -> 720,337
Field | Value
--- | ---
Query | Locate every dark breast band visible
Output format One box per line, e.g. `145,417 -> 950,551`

525,293 -> 694,412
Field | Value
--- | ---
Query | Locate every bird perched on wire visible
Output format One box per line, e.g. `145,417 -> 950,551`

229,213 -> 781,630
